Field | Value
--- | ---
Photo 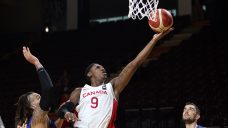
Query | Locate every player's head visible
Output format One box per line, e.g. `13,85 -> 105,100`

15,92 -> 41,126
182,102 -> 200,124
85,63 -> 107,83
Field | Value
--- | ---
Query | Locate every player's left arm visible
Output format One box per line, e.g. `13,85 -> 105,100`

23,46 -> 56,126
23,46 -> 55,111
111,28 -> 173,97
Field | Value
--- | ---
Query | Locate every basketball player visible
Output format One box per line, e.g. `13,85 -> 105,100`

15,47 -> 65,128
58,28 -> 174,127
182,102 -> 205,128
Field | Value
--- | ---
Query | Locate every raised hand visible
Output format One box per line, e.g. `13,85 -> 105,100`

152,27 -> 174,42
23,46 -> 43,69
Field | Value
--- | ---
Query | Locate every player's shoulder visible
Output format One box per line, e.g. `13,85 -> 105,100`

69,87 -> 82,101
105,82 -> 112,86
73,87 -> 82,92
104,82 -> 115,93
70,87 -> 82,96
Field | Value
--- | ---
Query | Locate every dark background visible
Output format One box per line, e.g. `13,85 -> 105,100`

1,0 -> 228,127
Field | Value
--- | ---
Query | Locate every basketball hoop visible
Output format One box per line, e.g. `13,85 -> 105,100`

128,0 -> 159,21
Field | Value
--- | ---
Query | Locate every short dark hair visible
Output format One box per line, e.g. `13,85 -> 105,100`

85,63 -> 96,82
185,102 -> 200,115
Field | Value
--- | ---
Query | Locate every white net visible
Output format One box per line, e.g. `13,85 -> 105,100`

128,0 -> 159,20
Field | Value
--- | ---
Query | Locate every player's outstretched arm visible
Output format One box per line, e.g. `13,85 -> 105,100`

22,46 -> 56,126
23,46 -> 43,70
23,46 -> 55,112
111,28 -> 173,97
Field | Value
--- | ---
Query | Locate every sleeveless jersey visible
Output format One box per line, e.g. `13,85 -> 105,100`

74,83 -> 118,128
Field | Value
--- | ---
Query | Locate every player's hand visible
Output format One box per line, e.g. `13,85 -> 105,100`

152,27 -> 174,42
23,46 -> 40,65
64,112 -> 78,122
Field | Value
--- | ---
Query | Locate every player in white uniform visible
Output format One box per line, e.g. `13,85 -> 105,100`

57,28 -> 173,128
75,83 -> 117,128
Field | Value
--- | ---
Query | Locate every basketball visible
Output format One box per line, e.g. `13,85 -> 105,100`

148,8 -> 173,33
